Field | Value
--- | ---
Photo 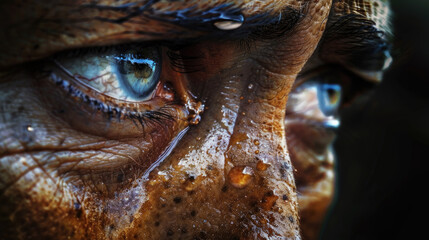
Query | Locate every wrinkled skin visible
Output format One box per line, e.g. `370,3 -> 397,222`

0,0 -> 392,239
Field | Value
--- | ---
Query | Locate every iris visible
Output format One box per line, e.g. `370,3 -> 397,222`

114,48 -> 161,101
318,83 -> 342,117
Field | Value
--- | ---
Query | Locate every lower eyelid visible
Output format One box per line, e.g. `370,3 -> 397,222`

50,61 -> 175,119
37,69 -> 182,140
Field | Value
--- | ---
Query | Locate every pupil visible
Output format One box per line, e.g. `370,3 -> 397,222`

133,63 -> 153,79
326,88 -> 338,104
327,88 -> 336,97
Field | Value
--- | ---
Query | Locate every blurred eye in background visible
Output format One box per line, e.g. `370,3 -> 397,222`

318,83 -> 342,117
287,67 -> 375,129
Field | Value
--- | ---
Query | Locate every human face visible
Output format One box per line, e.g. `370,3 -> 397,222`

0,0 -> 392,239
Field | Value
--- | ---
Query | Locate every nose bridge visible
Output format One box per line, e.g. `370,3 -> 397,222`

222,65 -> 300,232
225,66 -> 293,175
129,0 -> 333,237
130,64 -> 302,239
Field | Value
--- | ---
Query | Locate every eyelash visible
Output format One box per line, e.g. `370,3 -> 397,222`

49,69 -> 176,129
59,43 -> 206,74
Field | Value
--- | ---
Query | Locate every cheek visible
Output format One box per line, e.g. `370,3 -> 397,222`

0,71 -> 189,238
0,73 -> 88,237
0,72 -> 179,176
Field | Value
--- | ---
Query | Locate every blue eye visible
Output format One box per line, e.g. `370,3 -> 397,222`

317,83 -> 342,116
114,48 -> 161,101
55,46 -> 162,102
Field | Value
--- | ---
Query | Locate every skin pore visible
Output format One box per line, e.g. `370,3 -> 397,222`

0,0 -> 391,239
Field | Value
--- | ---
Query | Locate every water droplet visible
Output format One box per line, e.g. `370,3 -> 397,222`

26,125 -> 34,132
189,115 -> 201,125
214,16 -> 244,30
248,83 -> 254,90
253,140 -> 260,146
242,166 -> 254,175
256,160 -> 269,171
186,101 -> 204,125
228,166 -> 253,188
255,150 -> 260,154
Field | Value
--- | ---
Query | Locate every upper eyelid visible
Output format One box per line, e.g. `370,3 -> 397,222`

81,1 -> 303,35
52,42 -> 207,76
50,8 -> 303,59
52,8 -> 304,61
294,64 -> 361,89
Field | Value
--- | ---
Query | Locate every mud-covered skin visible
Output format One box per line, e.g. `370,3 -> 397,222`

0,0 -> 391,239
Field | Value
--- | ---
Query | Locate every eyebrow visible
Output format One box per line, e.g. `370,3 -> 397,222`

82,2 -> 246,26
81,1 -> 304,41
0,1 -> 304,68
319,13 -> 393,73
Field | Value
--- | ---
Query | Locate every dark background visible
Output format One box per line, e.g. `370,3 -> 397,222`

321,0 -> 429,239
